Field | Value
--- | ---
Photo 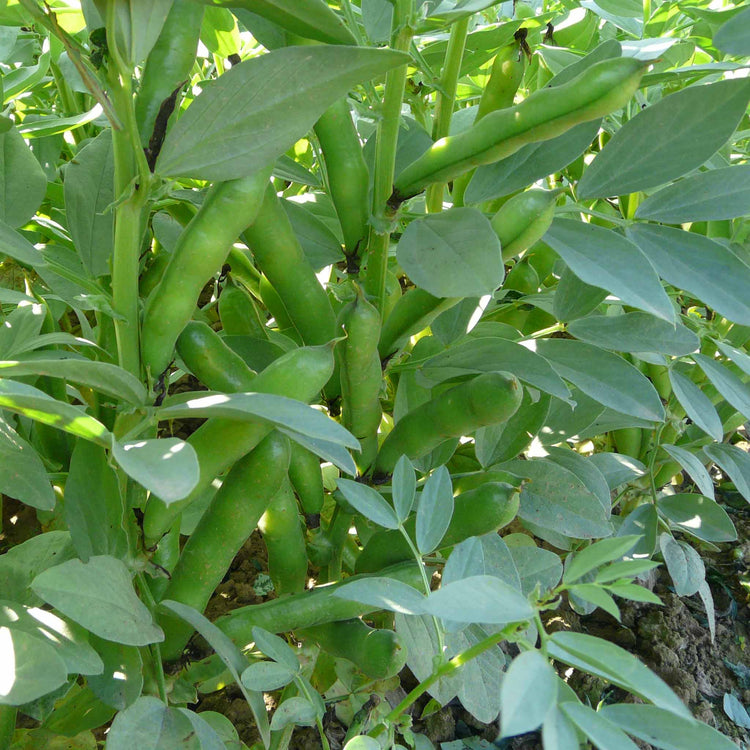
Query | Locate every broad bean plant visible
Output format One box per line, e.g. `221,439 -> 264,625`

0,0 -> 748,748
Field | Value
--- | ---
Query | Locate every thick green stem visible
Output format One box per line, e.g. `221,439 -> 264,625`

366,0 -> 414,314
425,17 -> 470,213
112,192 -> 146,377
136,573 -> 168,703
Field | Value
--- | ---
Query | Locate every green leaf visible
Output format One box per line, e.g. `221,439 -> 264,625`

589,451 -> 646,489
283,199 -> 344,272
416,466 -> 454,554
544,219 -> 674,322
31,556 -> 164,646
63,129 -> 115,278
344,738 -> 381,750
714,4 -> 750,56
333,578 -> 426,615
443,535 -> 521,591
159,599 -> 270,746
605,582 -> 663,605
548,632 -> 690,718
446,625 -> 506,722
241,661 -> 295,692
0,531 -> 77,607
156,46 -> 407,180
657,494 -> 736,543
475,390 -> 551,467
0,379 -> 110,446
158,392 -> 358,450
0,125 -> 46,228
18,105 -> 104,139
578,78 -> 750,198
617,503 -> 658,557
422,337 -> 572,403
0,626 -> 67,706
104,696 -> 201,750
250,626 -> 299,672
715,341 -> 750,377
703,443 -> 750,505
567,584 -> 621,620
337,479 -> 400,530
500,650 -> 557,737
201,6 -> 241,57
509,546 -> 563,596
424,575 -> 533,624
86,636 -> 143,711
0,600 -> 103,677
0,414 -> 54,511
693,354 -> 750,422
466,121 -> 601,203
627,224 -> 750,327
396,612 -> 462,705
3,50 -> 50,103
601,704 -> 738,750
568,313 -> 698,356
668,367 -> 723,442
64,441 -> 129,563
564,536 -> 641,584
534,338 -> 665,422
545,446 -> 611,513
270,696 -> 319,731
505,458 -> 613,539
0,357 -> 147,406
635,165 -> 750,223
112,439 -> 199,505
542,705 -> 580,750
553,264 -> 608,323
562,703 -> 640,750
659,534 -> 705,597
214,0 -> 355,45
0,218 -> 45,266
662,444 -> 715,499
392,455 -> 417,523
396,208 -> 504,298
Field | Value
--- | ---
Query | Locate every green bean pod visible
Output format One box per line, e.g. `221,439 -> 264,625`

378,288 -> 461,359
215,562 -> 422,642
259,478 -> 308,596
142,169 -> 272,377
491,189 -> 558,261
176,321 -> 257,392
392,57 -> 647,203
356,482 -> 520,573
243,183 -> 337,347
452,36 -> 526,206
298,619 -> 407,680
314,99 -> 370,258
288,443 -> 325,515
337,288 -> 383,471
374,371 -> 523,475
135,0 -> 205,145
159,432 -> 291,660
258,274 -> 298,337
219,283 -> 268,338
143,342 -> 335,545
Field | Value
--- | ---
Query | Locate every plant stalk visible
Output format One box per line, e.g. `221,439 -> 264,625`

366,0 -> 414,314
425,17 -> 470,213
